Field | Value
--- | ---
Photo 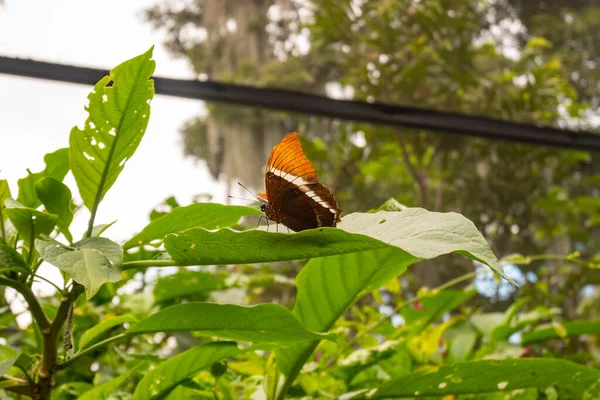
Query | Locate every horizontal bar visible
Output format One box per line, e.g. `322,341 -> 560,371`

1,55 -> 598,151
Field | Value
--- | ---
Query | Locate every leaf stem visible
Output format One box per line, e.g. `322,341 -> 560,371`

32,275 -> 65,294
122,259 -> 190,271
56,333 -> 129,370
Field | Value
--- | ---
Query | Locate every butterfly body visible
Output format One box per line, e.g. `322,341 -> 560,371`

258,133 -> 342,232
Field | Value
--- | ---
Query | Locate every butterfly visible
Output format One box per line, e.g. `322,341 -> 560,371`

257,132 -> 343,232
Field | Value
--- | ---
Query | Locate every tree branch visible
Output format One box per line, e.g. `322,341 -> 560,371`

37,283 -> 84,400
0,277 -> 51,332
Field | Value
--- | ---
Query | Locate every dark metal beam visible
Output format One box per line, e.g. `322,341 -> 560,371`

1,55 -> 599,151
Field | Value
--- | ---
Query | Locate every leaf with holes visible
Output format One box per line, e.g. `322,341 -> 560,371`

127,303 -> 333,344
132,342 -> 244,400
16,148 -> 69,208
69,47 -> 155,211
343,359 -> 600,399
124,203 -> 261,249
35,177 -> 74,243
5,200 -> 57,249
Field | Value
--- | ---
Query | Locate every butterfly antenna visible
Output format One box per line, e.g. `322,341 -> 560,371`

228,195 -> 255,202
237,182 -> 260,201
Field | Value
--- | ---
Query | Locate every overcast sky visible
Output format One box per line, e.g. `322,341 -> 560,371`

0,0 -> 227,305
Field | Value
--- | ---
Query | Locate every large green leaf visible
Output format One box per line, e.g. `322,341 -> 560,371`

343,359 -> 600,399
35,177 -> 74,243
275,249 -> 413,389
132,342 -> 243,400
163,209 -> 511,283
36,236 -> 122,299
5,199 -> 57,249
16,148 -> 69,208
70,47 -> 155,211
124,203 -> 261,249
127,303 -> 332,344
79,315 -> 138,350
79,361 -> 146,400
522,320 -> 600,344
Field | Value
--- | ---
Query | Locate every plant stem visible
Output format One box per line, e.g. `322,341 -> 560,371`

0,277 -> 51,332
56,333 -> 129,370
122,259 -> 191,271
37,284 -> 84,400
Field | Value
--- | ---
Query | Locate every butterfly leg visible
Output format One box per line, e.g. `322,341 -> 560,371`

255,215 -> 264,230
276,223 -> 279,233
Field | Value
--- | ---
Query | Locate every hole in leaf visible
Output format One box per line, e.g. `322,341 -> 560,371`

83,152 -> 95,161
497,381 -> 508,390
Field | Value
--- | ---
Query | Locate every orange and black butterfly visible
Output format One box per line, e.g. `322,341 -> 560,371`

257,132 -> 343,232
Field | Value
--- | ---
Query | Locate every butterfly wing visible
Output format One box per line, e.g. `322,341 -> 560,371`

264,133 -> 342,231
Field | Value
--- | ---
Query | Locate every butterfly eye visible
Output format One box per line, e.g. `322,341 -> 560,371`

260,204 -> 267,212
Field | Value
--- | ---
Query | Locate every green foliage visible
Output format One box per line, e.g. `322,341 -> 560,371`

1,21 -> 599,400
69,47 -> 155,214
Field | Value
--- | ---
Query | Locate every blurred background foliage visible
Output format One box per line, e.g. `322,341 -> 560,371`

143,0 -> 600,297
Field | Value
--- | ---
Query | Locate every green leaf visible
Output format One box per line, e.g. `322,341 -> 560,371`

0,244 -> 28,273
124,203 -> 261,249
0,180 -> 11,240
79,361 -> 146,400
5,199 -> 58,249
153,270 -> 227,303
70,47 -> 155,211
276,249 -> 412,381
79,315 -> 138,350
16,148 -> 69,208
345,359 -> 600,399
127,303 -> 332,344
36,236 -> 121,299
0,353 -> 20,376
163,209 -> 511,283
132,342 -> 243,400
90,221 -> 117,237
35,177 -> 74,243
522,320 -> 600,344
163,227 -> 380,265
74,237 -> 124,268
